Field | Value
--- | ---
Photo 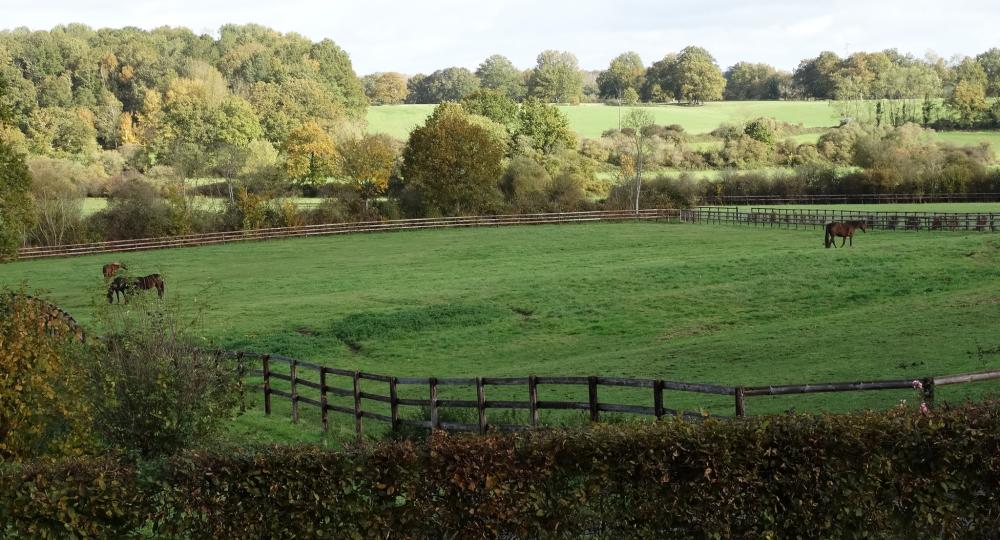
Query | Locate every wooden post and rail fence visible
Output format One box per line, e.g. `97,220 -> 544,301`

681,207 -> 1000,232
223,350 -> 1000,436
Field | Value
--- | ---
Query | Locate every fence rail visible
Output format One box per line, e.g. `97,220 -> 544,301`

681,207 -> 1000,232
228,350 -> 1000,435
708,192 -> 1000,206
13,209 -> 680,261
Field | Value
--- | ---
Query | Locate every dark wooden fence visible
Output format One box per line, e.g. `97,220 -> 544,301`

707,193 -> 1000,206
681,207 -> 1000,232
229,351 -> 1000,435
13,209 -> 680,261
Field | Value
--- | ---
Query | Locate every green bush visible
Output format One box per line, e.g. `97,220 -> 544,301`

4,402 -> 1000,538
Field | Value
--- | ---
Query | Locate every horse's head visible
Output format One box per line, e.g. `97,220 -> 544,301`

856,220 -> 868,233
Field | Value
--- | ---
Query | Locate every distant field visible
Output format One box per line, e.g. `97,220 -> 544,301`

3,222 -> 999,443
366,103 -> 1000,156
367,101 -> 841,139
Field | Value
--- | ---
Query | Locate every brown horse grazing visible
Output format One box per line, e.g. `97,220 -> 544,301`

107,274 -> 165,303
102,262 -> 127,279
824,220 -> 868,248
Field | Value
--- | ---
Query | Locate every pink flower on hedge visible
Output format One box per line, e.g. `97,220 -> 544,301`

912,380 -> 923,390
920,402 -> 930,415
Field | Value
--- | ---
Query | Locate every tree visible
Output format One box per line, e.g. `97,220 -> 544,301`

975,48 -> 1000,97
475,54 -> 526,100
623,109 -> 654,213
401,103 -> 505,215
0,140 -> 35,258
948,79 -> 989,125
517,97 -> 576,154
793,51 -> 841,99
362,72 -> 409,105
461,88 -> 520,135
642,54 -> 679,102
724,62 -> 783,100
282,121 -> 339,184
673,46 -> 726,104
340,134 -> 398,208
528,50 -> 584,103
406,68 -> 480,103
597,52 -> 645,100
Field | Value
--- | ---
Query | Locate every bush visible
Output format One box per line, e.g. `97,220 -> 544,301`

89,294 -> 245,459
3,402 -> 1000,537
0,291 -> 93,461
88,177 -> 172,240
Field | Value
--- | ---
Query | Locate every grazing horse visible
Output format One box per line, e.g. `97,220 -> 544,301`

824,220 -> 868,248
102,262 -> 127,279
107,274 -> 165,303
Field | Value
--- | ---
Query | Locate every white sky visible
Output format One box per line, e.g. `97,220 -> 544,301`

2,0 -> 997,75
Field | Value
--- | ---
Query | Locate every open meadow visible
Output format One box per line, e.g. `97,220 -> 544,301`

3,220 -> 1000,443
367,102 -> 1000,157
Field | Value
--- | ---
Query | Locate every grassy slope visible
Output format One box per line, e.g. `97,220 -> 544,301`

366,102 -> 999,157
3,222 -> 1000,442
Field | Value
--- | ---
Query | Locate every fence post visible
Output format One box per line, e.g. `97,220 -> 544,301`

588,376 -> 599,422
734,386 -> 746,417
389,376 -> 399,432
429,377 -> 439,431
476,377 -> 487,434
922,377 -> 935,409
528,375 -> 539,427
290,359 -> 299,423
262,354 -> 271,415
320,367 -> 329,432
236,351 -> 246,413
654,380 -> 664,419
353,370 -> 362,437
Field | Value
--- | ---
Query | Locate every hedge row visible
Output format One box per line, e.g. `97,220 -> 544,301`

3,402 -> 1000,538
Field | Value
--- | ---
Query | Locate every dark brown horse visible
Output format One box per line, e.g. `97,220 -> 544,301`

107,274 -> 165,303
102,262 -> 127,279
824,220 -> 868,248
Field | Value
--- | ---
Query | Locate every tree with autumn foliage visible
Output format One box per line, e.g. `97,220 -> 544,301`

282,122 -> 339,185
340,134 -> 399,209
401,103 -> 506,215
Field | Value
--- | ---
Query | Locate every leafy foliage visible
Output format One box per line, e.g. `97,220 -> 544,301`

0,291 -> 92,461
0,140 -> 35,258
4,402 -> 1000,537
401,103 -> 506,215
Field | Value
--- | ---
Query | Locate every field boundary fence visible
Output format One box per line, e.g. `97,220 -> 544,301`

708,193 -> 1000,205
225,350 -> 1000,436
13,209 -> 679,261
681,207 -> 1000,232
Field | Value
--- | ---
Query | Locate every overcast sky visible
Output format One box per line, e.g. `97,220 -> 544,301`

2,0 -> 996,75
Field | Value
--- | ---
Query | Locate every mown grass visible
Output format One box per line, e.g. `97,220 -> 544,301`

3,222 -> 999,443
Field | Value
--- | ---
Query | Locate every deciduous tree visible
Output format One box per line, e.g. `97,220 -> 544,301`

597,52 -> 645,100
475,54 -> 526,100
528,50 -> 584,103
282,121 -> 338,184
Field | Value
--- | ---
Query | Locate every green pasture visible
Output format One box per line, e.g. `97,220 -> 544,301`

3,221 -> 1000,443
367,101 -> 841,139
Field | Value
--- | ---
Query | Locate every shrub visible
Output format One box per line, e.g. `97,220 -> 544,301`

4,402 -> 1000,538
89,294 -> 245,459
89,177 -> 172,240
0,291 -> 93,461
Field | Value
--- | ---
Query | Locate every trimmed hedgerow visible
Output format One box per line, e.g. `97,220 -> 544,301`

3,402 -> 1000,538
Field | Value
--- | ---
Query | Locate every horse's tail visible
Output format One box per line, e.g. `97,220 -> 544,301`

824,223 -> 831,248
157,277 -> 164,298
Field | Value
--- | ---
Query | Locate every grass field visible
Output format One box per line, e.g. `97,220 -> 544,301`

366,102 -> 1000,157
3,221 -> 1000,443
367,101 -> 841,139
744,203 -> 1000,213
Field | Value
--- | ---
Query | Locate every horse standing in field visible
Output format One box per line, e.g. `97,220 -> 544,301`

102,262 -> 127,279
107,274 -> 165,303
824,221 -> 868,248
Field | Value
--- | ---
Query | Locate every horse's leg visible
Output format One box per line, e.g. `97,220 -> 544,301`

840,236 -> 847,248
